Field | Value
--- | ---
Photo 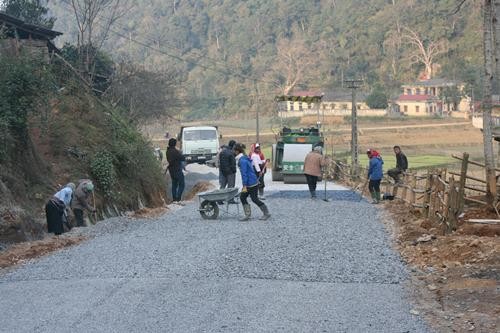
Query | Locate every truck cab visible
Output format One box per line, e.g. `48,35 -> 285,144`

179,126 -> 220,164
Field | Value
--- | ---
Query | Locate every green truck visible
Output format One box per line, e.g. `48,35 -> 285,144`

271,126 -> 324,184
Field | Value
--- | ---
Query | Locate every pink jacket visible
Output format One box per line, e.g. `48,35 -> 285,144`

303,151 -> 326,177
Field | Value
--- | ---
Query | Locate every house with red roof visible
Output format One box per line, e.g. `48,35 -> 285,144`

396,79 -> 470,117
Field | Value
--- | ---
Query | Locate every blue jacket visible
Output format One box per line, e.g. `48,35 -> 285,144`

368,156 -> 384,180
238,155 -> 259,187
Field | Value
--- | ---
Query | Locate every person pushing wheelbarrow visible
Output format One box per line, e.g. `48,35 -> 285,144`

233,143 -> 271,221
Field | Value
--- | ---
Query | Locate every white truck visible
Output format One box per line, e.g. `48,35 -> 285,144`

178,126 -> 220,164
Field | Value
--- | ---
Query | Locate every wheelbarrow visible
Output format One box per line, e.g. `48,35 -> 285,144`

197,187 -> 240,220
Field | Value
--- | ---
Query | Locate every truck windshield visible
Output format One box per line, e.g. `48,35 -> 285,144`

184,130 -> 217,141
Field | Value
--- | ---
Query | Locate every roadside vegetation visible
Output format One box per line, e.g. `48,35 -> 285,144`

0,55 -> 167,245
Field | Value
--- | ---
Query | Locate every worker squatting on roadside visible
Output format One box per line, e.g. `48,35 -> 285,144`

387,145 -> 408,184
303,146 -> 327,199
367,149 -> 384,204
45,183 -> 75,235
233,143 -> 271,221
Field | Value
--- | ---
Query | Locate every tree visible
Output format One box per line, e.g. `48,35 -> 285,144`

3,0 -> 55,28
494,0 -> 500,94
440,86 -> 464,112
482,0 -> 497,205
104,62 -> 181,122
67,0 -> 132,86
269,37 -> 322,95
402,27 -> 448,79
59,43 -> 114,94
365,86 -> 388,109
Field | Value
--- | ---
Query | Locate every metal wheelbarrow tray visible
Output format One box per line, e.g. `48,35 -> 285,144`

197,187 -> 240,220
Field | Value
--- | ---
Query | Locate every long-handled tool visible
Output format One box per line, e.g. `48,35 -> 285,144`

322,172 -> 329,202
354,179 -> 368,202
92,191 -> 98,224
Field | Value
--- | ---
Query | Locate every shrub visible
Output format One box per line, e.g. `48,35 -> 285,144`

90,151 -> 116,197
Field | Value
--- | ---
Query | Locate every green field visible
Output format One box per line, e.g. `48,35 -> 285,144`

258,145 -> 456,171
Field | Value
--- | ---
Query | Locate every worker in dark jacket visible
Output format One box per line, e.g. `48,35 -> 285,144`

71,179 -> 96,227
367,149 -> 384,204
387,145 -> 408,184
166,138 -> 186,202
219,140 -> 237,189
234,143 -> 271,221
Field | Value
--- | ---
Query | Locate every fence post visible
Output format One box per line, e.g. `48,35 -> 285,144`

430,175 -> 438,220
402,173 -> 408,202
458,152 -> 469,214
410,173 -> 417,207
445,177 -> 455,233
423,171 -> 431,217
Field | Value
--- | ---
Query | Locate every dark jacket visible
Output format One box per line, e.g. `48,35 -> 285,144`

396,152 -> 408,171
219,146 -> 236,176
368,156 -> 384,180
238,155 -> 258,187
166,147 -> 185,174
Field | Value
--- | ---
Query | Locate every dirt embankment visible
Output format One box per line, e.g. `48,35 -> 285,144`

382,202 -> 499,332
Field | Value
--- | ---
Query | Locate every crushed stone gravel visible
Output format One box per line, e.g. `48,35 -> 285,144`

0,169 -> 430,332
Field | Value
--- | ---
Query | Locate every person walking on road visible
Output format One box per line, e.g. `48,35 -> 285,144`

304,146 -> 327,199
234,143 -> 271,221
45,183 -> 75,235
166,138 -> 186,203
219,140 -> 237,189
249,143 -> 267,200
72,179 -> 96,227
387,145 -> 408,184
367,149 -> 384,204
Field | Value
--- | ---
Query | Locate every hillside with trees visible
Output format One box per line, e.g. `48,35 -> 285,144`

47,0 -> 484,119
0,0 -> 167,244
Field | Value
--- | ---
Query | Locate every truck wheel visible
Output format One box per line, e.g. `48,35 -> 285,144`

199,200 -> 219,220
272,170 -> 283,181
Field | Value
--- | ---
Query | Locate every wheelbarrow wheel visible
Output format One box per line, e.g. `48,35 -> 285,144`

199,200 -> 219,220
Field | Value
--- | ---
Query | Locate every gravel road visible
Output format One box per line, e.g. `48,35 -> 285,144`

0,164 -> 430,332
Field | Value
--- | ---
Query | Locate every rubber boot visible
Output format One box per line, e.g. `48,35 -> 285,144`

375,191 -> 381,203
310,190 -> 317,199
258,204 -> 271,220
239,204 -> 251,221
370,192 -> 378,204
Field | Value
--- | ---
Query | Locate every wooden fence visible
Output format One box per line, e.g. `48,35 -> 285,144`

328,152 -> 494,234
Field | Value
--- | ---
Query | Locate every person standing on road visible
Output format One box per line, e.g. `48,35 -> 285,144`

367,149 -> 384,204
45,183 -> 75,235
72,179 -> 96,227
387,145 -> 408,184
234,143 -> 271,221
166,138 -> 186,203
304,146 -> 327,199
249,143 -> 267,200
219,140 -> 237,189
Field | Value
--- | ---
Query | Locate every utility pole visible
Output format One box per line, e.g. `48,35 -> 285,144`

344,79 -> 364,178
254,84 -> 260,143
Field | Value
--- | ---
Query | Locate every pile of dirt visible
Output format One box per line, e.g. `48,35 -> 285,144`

131,207 -> 169,219
382,201 -> 499,332
0,236 -> 86,269
184,181 -> 214,201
